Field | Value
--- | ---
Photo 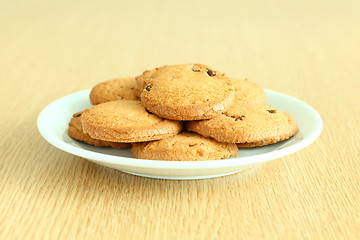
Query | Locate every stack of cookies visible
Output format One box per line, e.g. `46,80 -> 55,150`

68,64 -> 298,161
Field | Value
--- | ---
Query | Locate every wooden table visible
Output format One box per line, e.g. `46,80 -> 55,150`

1,0 -> 359,239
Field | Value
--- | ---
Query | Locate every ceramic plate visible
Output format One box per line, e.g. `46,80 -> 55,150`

37,89 -> 322,180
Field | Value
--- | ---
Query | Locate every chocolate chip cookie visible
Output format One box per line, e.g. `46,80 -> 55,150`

131,132 -> 238,161
137,64 -> 235,120
89,77 -> 138,105
68,112 -> 131,148
186,104 -> 298,146
81,100 -> 183,142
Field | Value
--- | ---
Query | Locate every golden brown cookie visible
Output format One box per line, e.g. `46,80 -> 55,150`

186,104 -> 298,146
68,112 -> 131,148
89,77 -> 138,105
231,78 -> 267,104
136,64 -> 235,120
81,100 -> 183,142
131,132 -> 238,161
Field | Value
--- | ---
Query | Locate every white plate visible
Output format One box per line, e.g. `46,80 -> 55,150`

37,89 -> 322,180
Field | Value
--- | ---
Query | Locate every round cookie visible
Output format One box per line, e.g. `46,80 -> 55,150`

137,64 -> 235,120
186,104 -> 298,146
68,112 -> 131,148
81,100 -> 183,142
231,78 -> 267,104
89,77 -> 138,105
131,132 -> 238,161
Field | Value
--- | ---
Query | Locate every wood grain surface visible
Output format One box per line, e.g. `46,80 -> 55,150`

1,0 -> 360,239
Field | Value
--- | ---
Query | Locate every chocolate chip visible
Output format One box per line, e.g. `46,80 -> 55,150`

207,69 -> 216,76
235,115 -> 246,121
191,66 -> 201,72
189,144 -> 197,147
228,115 -> 245,121
75,113 -> 82,117
145,85 -> 152,91
267,110 -> 276,113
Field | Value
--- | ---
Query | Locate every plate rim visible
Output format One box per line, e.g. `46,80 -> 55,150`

37,89 -> 323,170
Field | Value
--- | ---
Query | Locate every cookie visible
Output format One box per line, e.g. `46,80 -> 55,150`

231,78 -> 267,104
186,104 -> 298,146
136,64 -> 235,120
89,77 -> 138,105
131,132 -> 238,161
81,100 -> 183,142
68,112 -> 131,148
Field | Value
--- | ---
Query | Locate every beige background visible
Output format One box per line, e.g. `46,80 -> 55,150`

1,0 -> 360,239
